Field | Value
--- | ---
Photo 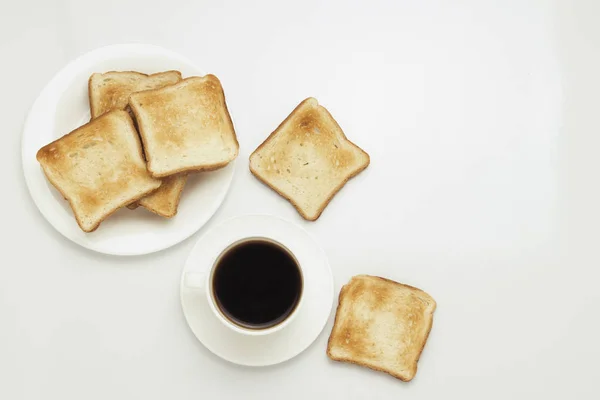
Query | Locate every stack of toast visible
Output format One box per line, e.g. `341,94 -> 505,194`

36,71 -> 238,232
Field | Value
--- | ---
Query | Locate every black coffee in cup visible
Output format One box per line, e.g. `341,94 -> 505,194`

211,238 -> 303,330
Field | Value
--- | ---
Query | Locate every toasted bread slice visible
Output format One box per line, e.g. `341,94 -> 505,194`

129,75 -> 239,178
249,98 -> 370,221
88,70 -> 182,119
327,275 -> 436,382
137,174 -> 187,217
36,110 -> 162,232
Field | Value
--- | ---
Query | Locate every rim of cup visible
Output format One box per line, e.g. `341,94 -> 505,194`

189,236 -> 305,337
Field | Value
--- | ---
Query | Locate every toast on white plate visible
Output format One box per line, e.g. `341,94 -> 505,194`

327,275 -> 436,382
249,97 -> 369,221
129,75 -> 239,178
88,70 -> 182,119
36,110 -> 162,232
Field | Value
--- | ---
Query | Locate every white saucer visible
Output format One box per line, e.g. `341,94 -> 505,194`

180,215 -> 334,367
21,43 -> 236,256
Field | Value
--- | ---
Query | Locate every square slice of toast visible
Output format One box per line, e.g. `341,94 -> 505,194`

36,110 -> 162,232
88,70 -> 182,119
249,97 -> 369,221
129,75 -> 239,178
327,275 -> 436,382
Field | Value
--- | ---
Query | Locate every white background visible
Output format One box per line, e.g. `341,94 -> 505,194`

1,0 -> 599,399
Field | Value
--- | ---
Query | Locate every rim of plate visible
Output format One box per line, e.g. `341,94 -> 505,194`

21,43 -> 236,256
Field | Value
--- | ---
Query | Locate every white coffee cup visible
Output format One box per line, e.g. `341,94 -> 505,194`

183,236 -> 304,336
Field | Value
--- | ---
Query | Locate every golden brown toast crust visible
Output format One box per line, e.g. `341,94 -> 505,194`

36,110 -> 162,232
129,75 -> 239,178
249,98 -> 370,221
137,174 -> 188,218
326,275 -> 436,382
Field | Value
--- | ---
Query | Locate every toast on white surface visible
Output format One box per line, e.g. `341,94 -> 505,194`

327,275 -> 436,382
249,98 -> 369,221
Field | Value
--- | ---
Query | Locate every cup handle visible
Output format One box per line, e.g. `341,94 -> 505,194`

183,271 -> 205,290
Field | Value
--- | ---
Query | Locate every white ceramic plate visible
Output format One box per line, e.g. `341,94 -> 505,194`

180,215 -> 334,367
21,44 -> 236,256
